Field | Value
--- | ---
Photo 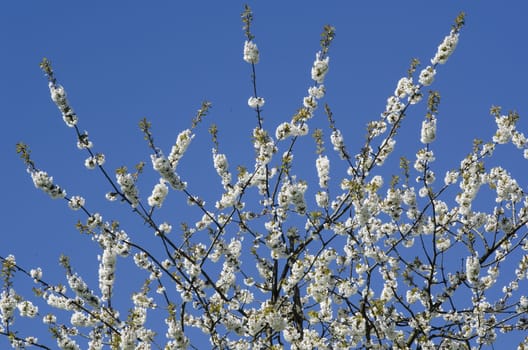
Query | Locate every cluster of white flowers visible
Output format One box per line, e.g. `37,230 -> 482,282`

456,154 -> 486,215
195,212 -> 214,231
431,30 -> 459,65
13,8 -> 528,350
252,127 -> 276,166
420,116 -> 437,144
512,131 -> 527,149
213,151 -> 231,188
444,170 -> 459,185
278,179 -> 308,215
67,273 -> 100,307
394,77 -> 421,104
243,40 -> 259,64
316,155 -> 330,188
375,138 -> 396,166
217,240 -> 243,291
116,172 -> 139,208
86,212 -> 103,230
282,259 -> 306,295
418,66 -> 436,86
68,195 -> 85,210
165,316 -> 189,349
264,221 -> 288,259
56,327 -> 80,350
95,226 -> 131,302
274,84 -> 326,144
493,113 -> 516,144
383,188 -> 403,220
148,179 -> 169,208
308,85 -> 326,99
168,129 -> 194,169
98,247 -> 117,301
330,129 -> 347,159
70,311 -> 97,328
151,155 -> 187,190
383,96 -> 405,124
466,255 -> 481,285
311,51 -> 329,84
30,267 -> 42,282
30,170 -> 66,199
45,293 -> 73,310
315,191 -> 329,208
247,165 -> 277,195
487,166 -> 523,203
216,186 -> 243,210
306,250 -> 337,303
414,149 -> 435,172
133,252 -> 161,280
84,153 -> 105,169
275,122 -> 309,140
0,288 -> 18,324
49,83 -> 78,127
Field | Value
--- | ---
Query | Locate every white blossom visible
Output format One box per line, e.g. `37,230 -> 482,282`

308,85 -> 326,99
248,96 -> 265,109
419,66 -> 436,86
330,129 -> 346,159
466,255 -> 480,285
420,117 -> 437,144
148,179 -> 169,208
116,172 -> 139,207
49,83 -> 78,127
316,155 -> 330,188
30,170 -> 66,199
168,129 -> 194,169
243,40 -> 259,63
311,51 -> 329,83
431,30 -> 459,65
68,196 -> 85,210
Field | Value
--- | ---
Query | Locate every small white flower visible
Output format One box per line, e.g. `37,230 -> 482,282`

158,222 -> 172,234
85,156 -> 97,169
105,192 -> 118,201
68,196 -> 85,210
248,96 -> 265,109
30,268 -> 42,281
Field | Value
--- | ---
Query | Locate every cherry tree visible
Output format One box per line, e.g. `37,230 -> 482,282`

2,5 -> 528,349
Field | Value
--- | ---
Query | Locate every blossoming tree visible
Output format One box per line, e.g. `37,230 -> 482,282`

2,5 -> 528,349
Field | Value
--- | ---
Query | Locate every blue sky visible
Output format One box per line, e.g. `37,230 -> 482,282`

1,1 -> 528,348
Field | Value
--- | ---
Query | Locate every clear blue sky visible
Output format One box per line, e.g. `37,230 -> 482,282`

1,1 -> 527,348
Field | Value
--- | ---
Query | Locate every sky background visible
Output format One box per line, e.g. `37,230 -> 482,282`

1,1 -> 528,348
